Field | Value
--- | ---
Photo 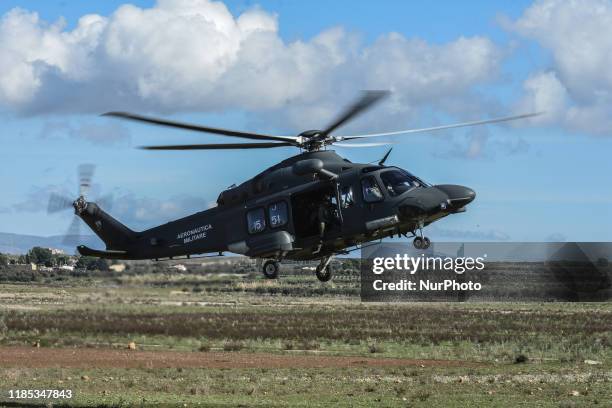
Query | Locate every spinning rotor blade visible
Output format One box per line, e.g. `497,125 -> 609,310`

340,112 -> 543,140
104,93 -> 539,152
48,164 -> 114,247
140,142 -> 296,150
334,142 -> 394,148
321,90 -> 389,136
62,216 -> 81,245
78,164 -> 95,197
47,193 -> 73,214
104,112 -> 298,144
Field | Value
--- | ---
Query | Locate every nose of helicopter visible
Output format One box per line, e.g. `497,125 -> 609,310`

397,184 -> 475,218
435,184 -> 476,210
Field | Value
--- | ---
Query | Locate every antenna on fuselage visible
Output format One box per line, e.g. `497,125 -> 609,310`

378,147 -> 393,165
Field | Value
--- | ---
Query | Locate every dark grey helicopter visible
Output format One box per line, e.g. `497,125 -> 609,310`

48,91 -> 538,282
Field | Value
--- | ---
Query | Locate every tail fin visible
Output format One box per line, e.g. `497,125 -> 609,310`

77,201 -> 135,250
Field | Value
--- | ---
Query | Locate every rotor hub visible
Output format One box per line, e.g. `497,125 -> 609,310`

298,130 -> 323,139
298,130 -> 335,151
73,196 -> 88,215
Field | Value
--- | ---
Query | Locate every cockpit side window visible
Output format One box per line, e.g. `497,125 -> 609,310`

340,186 -> 355,208
361,176 -> 384,203
381,169 -> 419,196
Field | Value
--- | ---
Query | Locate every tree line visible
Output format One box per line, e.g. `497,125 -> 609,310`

0,247 -> 108,271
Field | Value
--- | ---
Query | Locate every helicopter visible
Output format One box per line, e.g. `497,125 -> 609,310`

48,91 -> 538,282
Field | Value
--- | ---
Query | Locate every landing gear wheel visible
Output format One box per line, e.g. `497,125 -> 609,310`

413,237 -> 423,249
422,237 -> 431,249
262,260 -> 279,279
316,264 -> 333,282
413,236 -> 431,249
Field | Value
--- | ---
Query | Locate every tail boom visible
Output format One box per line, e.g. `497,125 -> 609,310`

76,199 -> 224,260
77,200 -> 135,252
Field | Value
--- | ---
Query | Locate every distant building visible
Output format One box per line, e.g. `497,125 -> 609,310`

109,264 -> 126,273
47,248 -> 65,255
59,265 -> 74,271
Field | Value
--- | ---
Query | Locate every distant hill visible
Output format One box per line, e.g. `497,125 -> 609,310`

0,232 -> 103,255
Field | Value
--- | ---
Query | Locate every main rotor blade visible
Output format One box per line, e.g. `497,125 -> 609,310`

322,90 -> 389,136
104,112 -> 298,144
334,142 -> 395,147
47,193 -> 73,214
341,112 -> 543,140
140,142 -> 296,150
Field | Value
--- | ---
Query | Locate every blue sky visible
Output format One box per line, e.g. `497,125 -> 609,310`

0,0 -> 611,243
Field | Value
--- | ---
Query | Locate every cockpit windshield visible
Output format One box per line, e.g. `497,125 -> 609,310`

381,169 -> 426,196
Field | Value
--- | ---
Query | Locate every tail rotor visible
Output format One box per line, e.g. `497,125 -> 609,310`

78,164 -> 95,197
47,164 -> 113,245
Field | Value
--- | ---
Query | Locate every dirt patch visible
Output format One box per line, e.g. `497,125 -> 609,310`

0,346 -> 481,369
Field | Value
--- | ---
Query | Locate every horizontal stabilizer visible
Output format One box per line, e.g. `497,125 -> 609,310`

77,245 -> 128,259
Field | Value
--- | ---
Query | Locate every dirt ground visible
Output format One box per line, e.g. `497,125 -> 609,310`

0,346 -> 481,369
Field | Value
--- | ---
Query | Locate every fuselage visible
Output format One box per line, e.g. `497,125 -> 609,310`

77,150 -> 475,260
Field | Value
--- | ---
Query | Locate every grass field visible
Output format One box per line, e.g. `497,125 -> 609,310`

0,263 -> 610,407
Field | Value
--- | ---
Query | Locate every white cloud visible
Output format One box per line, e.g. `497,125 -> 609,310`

516,71 -> 568,122
546,232 -> 567,242
0,0 -> 501,128
511,0 -> 612,134
362,35 -> 499,103
435,126 -> 529,160
39,120 -> 131,144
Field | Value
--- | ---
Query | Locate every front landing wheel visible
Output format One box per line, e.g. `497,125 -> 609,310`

316,264 -> 333,282
263,260 -> 279,279
413,237 -> 423,249
422,237 -> 431,249
413,236 -> 431,249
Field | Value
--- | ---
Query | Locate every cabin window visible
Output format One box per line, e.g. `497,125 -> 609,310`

361,177 -> 384,203
268,201 -> 288,228
246,208 -> 266,234
381,169 -> 417,196
341,186 -> 355,208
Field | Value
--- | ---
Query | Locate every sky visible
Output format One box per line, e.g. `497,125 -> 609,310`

0,0 -> 611,243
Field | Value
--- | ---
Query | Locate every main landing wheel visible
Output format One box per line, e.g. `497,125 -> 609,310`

413,236 -> 431,249
316,263 -> 333,282
262,260 -> 279,279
